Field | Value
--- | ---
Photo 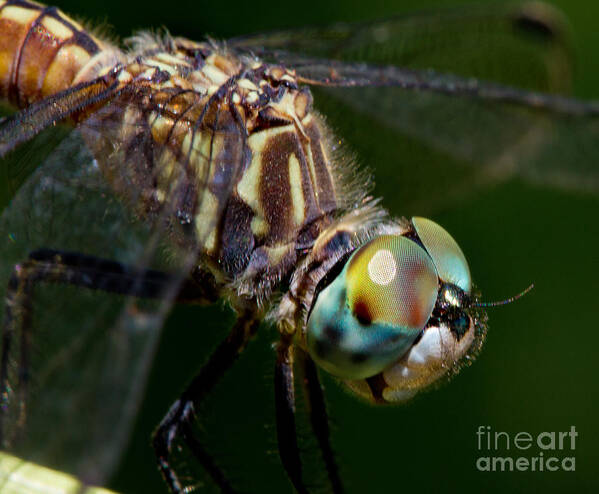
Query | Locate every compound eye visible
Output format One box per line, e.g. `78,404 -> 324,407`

306,235 -> 439,380
345,235 -> 438,330
412,217 -> 471,293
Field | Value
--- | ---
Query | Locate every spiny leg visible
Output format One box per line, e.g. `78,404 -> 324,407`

152,309 -> 259,494
0,248 -> 216,444
299,350 -> 344,494
274,336 -> 309,494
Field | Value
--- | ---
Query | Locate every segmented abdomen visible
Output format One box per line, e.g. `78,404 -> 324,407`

0,0 -> 104,107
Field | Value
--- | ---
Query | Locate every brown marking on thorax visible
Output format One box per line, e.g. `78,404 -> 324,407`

229,110 -> 338,287
80,39 -> 341,291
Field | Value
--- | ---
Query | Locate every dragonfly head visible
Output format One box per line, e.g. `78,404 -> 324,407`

306,217 -> 485,403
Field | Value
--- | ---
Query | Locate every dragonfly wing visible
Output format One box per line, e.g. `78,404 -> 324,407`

230,2 -> 599,202
307,68 -> 599,199
0,73 -> 127,209
230,1 -> 572,92
0,77 -> 122,157
0,86 -> 245,484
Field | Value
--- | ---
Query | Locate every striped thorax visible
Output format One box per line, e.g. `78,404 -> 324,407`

0,0 -> 343,293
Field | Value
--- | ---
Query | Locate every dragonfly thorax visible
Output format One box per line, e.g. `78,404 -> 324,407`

60,36 -> 347,300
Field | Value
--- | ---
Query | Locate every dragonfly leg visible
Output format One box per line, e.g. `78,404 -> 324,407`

274,335 -> 310,494
0,247 -> 217,445
298,349 -> 344,494
152,308 -> 259,494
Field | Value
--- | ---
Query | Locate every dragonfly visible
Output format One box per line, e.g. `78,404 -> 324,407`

0,1 -> 598,493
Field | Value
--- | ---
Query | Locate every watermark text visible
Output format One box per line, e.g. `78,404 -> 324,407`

475,426 -> 577,472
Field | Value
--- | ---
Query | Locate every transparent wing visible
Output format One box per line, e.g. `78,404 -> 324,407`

231,1 -> 599,201
0,86 -> 245,484
309,68 -> 599,201
0,125 -> 172,483
0,75 -> 123,208
0,77 -> 121,157
230,1 -> 572,92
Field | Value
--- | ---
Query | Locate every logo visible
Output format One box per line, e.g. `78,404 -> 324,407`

475,426 -> 577,472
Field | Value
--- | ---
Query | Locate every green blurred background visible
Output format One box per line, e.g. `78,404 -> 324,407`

4,0 -> 599,493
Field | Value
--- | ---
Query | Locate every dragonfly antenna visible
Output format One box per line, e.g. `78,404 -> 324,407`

473,283 -> 534,307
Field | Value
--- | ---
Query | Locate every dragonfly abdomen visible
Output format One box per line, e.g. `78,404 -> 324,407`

0,0 -> 109,108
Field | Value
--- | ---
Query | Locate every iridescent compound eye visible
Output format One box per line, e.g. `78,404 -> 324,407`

306,235 -> 439,379
306,218 -> 482,401
412,216 -> 471,293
